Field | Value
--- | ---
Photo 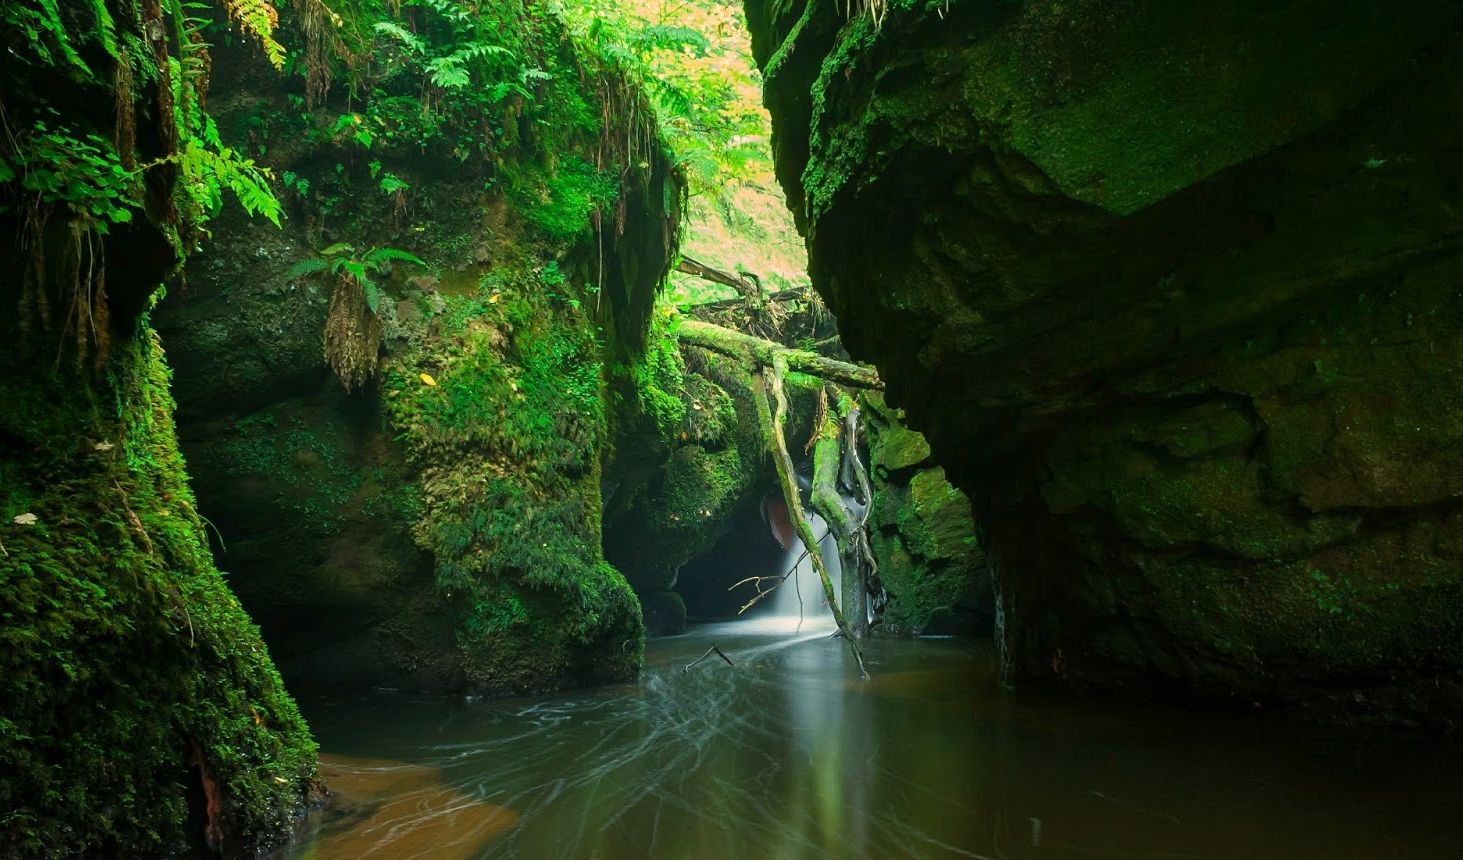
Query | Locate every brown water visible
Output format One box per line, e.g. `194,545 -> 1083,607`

273,624 -> 1463,859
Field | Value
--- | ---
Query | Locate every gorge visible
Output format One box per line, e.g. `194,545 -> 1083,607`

2,0 -> 1461,857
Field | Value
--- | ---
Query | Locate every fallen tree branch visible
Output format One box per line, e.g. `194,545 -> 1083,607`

760,358 -> 870,679
694,286 -> 813,312
676,255 -> 763,301
678,319 -> 882,390
684,645 -> 735,672
729,526 -> 831,615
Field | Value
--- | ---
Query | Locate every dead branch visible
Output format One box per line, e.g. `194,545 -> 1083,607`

676,255 -> 763,302
684,645 -> 735,672
728,527 -> 831,615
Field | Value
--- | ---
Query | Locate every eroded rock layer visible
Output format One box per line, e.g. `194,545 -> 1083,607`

747,0 -> 1463,720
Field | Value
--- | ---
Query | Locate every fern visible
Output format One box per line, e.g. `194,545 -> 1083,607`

222,0 -> 286,70
284,258 -> 330,280
373,21 -> 425,55
178,139 -> 282,226
405,0 -> 472,26
5,0 -> 93,76
425,58 -> 470,90
87,0 -> 118,60
363,247 -> 426,269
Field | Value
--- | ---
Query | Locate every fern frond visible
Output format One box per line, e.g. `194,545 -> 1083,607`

284,257 -> 330,280
373,21 -> 425,55
320,242 -> 354,257
338,259 -> 370,285
405,0 -> 471,26
175,139 -> 281,226
362,247 -> 426,270
222,0 -> 286,70
7,0 -> 93,75
88,0 -> 119,59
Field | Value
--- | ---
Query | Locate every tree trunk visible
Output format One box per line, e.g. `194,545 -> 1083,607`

812,417 -> 868,638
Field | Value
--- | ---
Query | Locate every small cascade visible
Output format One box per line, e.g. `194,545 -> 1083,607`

762,511 -> 842,632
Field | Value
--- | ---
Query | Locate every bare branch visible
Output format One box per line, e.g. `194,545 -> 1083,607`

684,645 -> 735,672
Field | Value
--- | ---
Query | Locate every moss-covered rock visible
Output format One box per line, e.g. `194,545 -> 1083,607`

603,313 -> 768,617
152,1 -> 684,694
640,591 -> 689,636
865,394 -> 989,635
0,333 -> 321,856
382,263 -> 648,693
748,0 -> 1463,721
0,1 -> 321,851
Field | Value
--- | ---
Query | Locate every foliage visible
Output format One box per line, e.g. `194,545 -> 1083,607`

287,242 -> 425,313
223,0 -> 287,69
552,0 -> 808,305
0,0 -> 284,246
1,0 -> 116,81
0,120 -> 140,228
556,0 -> 767,196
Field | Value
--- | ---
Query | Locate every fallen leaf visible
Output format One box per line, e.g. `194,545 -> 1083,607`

420,373 -> 438,387
93,441 -> 115,452
13,513 -> 37,526
489,293 -> 501,303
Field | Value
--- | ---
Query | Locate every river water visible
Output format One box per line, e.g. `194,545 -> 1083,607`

272,626 -> 1463,859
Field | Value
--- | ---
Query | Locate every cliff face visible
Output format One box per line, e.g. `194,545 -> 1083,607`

747,0 -> 1463,720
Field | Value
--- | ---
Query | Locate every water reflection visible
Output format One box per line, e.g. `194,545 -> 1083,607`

276,630 -> 1463,859
291,757 -> 516,859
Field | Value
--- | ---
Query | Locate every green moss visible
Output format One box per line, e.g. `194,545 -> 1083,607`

0,330 -> 317,856
383,263 -> 644,693
630,309 -> 690,439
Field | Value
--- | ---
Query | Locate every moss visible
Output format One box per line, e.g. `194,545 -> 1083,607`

629,309 -> 690,439
0,330 -> 318,856
383,263 -> 644,694
602,324 -> 767,596
749,0 -> 1463,718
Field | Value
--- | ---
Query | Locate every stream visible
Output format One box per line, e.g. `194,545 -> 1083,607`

271,623 -> 1463,859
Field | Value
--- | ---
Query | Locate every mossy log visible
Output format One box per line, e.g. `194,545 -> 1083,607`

677,319 -> 882,389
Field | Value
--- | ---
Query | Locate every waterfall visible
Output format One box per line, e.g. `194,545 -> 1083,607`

764,511 -> 841,632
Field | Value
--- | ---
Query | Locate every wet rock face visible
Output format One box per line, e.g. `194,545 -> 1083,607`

748,0 -> 1463,719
